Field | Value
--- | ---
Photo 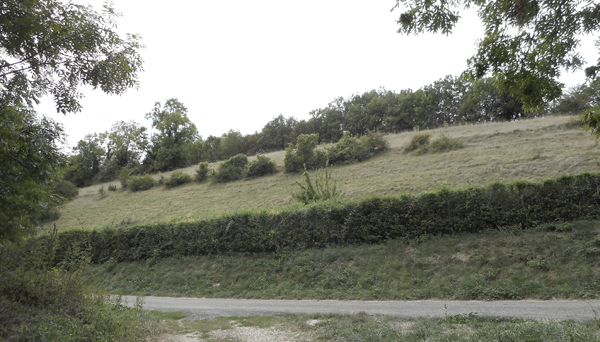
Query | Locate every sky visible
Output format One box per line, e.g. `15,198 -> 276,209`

35,0 -> 598,149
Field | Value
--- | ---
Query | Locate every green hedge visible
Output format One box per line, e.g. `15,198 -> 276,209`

50,173 -> 600,264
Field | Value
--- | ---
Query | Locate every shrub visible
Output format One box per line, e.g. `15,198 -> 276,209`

292,162 -> 342,205
118,167 -> 130,188
195,162 -> 210,182
326,131 -> 388,165
214,153 -> 248,183
405,133 -> 431,152
361,130 -> 388,153
165,171 -> 193,188
428,135 -> 464,153
127,175 -> 156,192
246,155 -> 277,178
284,134 -> 327,172
53,179 -> 79,200
327,133 -> 369,165
406,134 -> 463,155
108,184 -> 117,191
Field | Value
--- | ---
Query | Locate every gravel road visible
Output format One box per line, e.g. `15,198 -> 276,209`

121,296 -> 600,321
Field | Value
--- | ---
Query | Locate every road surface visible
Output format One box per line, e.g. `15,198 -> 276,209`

121,296 -> 600,321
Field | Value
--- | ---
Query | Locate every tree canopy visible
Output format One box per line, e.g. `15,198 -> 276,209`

393,0 -> 600,113
0,0 -> 143,240
145,99 -> 199,171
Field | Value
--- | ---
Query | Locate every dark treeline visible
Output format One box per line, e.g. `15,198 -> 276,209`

62,75 -> 595,187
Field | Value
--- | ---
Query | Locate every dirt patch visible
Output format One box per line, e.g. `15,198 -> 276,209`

452,253 -> 470,262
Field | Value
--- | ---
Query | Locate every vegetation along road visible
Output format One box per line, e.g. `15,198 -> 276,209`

123,296 -> 600,321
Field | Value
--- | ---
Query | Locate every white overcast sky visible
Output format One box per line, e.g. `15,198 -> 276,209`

35,0 -> 598,148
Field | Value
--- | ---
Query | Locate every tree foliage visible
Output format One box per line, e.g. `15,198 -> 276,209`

393,0 -> 600,112
145,99 -> 198,171
63,133 -> 106,187
0,106 -> 64,239
0,0 -> 143,240
106,120 -> 148,169
0,0 -> 143,113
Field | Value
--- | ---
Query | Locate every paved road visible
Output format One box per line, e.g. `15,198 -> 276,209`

121,296 -> 600,321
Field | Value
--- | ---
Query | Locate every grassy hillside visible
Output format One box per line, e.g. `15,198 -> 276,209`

86,220 -> 600,300
46,115 -> 598,231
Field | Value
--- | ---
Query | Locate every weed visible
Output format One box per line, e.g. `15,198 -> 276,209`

292,162 -> 342,204
108,184 -> 117,191
98,185 -> 107,199
526,255 -> 548,270
445,312 -> 479,324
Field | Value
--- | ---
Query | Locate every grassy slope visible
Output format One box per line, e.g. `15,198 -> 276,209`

86,220 -> 600,300
47,115 -> 599,231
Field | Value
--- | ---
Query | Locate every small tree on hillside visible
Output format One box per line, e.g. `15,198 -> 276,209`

284,133 -> 327,172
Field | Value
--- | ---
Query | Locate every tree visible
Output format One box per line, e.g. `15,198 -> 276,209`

106,120 -> 148,168
63,133 -> 106,187
258,115 -> 297,152
459,78 -> 527,123
393,0 -> 600,112
219,129 -> 248,159
0,106 -> 64,239
145,99 -> 199,171
0,0 -> 143,240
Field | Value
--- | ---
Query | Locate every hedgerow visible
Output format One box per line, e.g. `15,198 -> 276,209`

48,172 -> 600,264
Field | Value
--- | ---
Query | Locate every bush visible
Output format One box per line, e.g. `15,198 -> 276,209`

246,155 -> 277,178
326,131 -> 388,165
405,133 -> 431,152
118,167 -> 130,188
195,162 -> 210,182
53,179 -> 79,200
213,153 -> 248,183
108,184 -> 118,191
428,135 -> 464,153
327,133 -> 369,165
406,133 -> 463,155
127,175 -> 156,192
165,171 -> 192,188
284,134 -> 327,172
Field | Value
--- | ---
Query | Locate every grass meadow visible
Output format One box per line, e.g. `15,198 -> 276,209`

46,115 -> 599,231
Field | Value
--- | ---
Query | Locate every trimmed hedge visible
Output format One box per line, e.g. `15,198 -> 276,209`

50,173 -> 600,264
